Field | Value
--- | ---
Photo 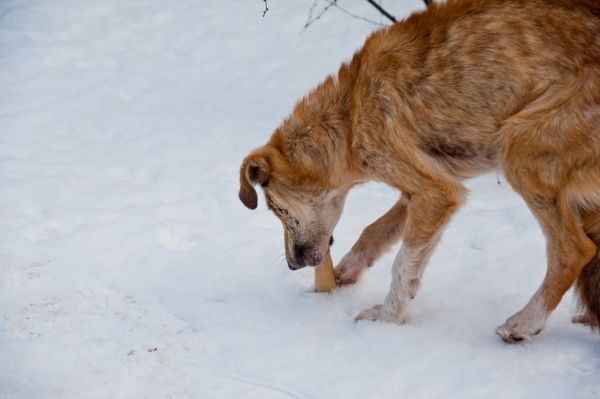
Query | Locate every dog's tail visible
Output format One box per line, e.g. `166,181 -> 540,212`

575,213 -> 600,329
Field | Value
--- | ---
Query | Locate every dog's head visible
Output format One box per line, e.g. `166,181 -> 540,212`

239,144 -> 349,269
239,72 -> 360,269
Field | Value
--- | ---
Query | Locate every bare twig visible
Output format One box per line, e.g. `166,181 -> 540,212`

304,0 -> 338,29
364,0 -> 396,23
303,0 -> 430,30
305,0 -> 385,30
305,0 -> 320,26
263,0 -> 268,17
325,0 -> 386,26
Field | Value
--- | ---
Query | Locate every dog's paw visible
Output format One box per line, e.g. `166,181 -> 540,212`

355,303 -> 406,324
496,313 -> 545,343
355,305 -> 382,321
335,251 -> 368,286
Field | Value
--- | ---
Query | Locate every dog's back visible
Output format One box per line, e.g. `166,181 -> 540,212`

349,0 -> 600,178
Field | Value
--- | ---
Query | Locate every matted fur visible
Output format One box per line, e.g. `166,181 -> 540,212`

239,0 -> 600,342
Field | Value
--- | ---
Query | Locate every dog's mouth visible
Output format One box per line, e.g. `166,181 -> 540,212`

287,261 -> 306,271
287,236 -> 334,270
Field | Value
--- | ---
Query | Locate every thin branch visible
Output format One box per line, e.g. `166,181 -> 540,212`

326,0 -> 386,26
305,0 -> 425,30
263,0 -> 268,17
305,0 -> 320,26
364,0 -> 396,23
304,0 -> 338,29
305,0 -> 386,30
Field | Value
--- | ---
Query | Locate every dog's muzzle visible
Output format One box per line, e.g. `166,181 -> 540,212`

287,261 -> 306,271
287,235 -> 334,270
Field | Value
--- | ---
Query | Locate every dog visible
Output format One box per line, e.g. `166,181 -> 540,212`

239,0 -> 600,343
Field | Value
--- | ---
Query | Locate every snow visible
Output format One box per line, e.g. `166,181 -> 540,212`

1,0 -> 599,397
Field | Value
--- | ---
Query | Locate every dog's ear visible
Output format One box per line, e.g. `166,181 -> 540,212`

239,155 -> 271,210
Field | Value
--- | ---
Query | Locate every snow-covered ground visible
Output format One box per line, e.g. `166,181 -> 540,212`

1,0 -> 599,397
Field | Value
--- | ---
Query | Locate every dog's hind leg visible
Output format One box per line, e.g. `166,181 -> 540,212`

573,210 -> 600,329
335,193 -> 409,286
356,181 -> 467,324
497,82 -> 600,341
495,188 -> 597,342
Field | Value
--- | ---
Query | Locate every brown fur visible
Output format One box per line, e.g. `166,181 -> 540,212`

240,0 -> 600,341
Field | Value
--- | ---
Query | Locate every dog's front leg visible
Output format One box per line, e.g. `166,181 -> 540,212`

356,184 -> 466,324
335,193 -> 410,285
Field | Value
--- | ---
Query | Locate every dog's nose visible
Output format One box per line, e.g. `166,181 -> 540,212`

294,244 -> 308,266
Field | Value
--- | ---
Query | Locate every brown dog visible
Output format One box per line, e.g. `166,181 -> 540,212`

239,0 -> 600,343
